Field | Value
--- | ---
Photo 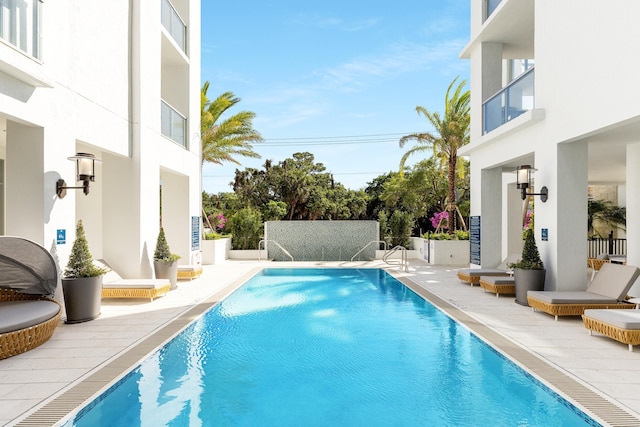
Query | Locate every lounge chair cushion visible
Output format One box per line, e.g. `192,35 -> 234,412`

458,268 -> 509,277
0,300 -> 60,333
583,309 -> 640,330
585,263 -> 639,300
479,276 -> 514,285
102,281 -> 167,289
527,291 -> 617,305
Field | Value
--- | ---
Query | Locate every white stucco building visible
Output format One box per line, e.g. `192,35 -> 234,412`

0,1 -> 202,279
459,0 -> 640,294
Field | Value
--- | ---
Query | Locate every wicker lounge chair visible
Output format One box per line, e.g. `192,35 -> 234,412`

0,236 -> 61,359
479,276 -> 515,297
96,259 -> 171,301
582,309 -> 640,352
457,254 -> 520,286
177,265 -> 203,280
527,263 -> 639,320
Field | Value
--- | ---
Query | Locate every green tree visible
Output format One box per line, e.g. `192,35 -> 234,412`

398,76 -> 470,234
228,207 -> 263,250
201,82 -> 263,166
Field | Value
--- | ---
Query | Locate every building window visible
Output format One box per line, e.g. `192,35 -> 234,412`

0,0 -> 42,59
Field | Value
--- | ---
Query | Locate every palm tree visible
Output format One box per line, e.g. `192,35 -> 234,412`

200,81 -> 263,165
398,77 -> 470,233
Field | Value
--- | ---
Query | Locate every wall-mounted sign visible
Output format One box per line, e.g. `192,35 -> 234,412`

192,216 -> 200,251
541,228 -> 548,241
470,216 -> 481,265
57,229 -> 66,245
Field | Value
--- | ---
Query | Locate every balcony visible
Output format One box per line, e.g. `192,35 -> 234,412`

161,100 -> 186,147
0,0 -> 42,59
161,0 -> 186,54
483,67 -> 534,134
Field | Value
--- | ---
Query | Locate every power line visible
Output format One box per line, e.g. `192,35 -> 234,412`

255,132 -> 431,147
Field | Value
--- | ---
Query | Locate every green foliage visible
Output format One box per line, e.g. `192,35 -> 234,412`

424,230 -> 469,240
509,228 -> 544,270
203,232 -> 231,240
228,152 -> 369,221
388,210 -> 414,248
228,207 -> 263,250
64,220 -> 106,278
263,201 -> 288,221
154,227 -> 181,262
378,211 -> 389,243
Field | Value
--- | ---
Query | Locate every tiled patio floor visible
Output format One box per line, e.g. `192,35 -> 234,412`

1,260 -> 639,426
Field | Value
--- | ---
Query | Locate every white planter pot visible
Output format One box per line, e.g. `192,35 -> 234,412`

228,249 -> 268,260
201,238 -> 230,265
427,240 -> 470,266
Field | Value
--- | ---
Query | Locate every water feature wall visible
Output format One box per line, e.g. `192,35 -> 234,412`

264,221 -> 379,261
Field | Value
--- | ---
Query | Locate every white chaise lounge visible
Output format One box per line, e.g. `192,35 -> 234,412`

527,263 -> 640,320
96,259 -> 171,302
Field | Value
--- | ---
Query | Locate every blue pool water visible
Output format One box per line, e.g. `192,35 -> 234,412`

64,268 -> 598,426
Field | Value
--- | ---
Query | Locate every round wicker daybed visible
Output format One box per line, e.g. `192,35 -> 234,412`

0,236 -> 61,360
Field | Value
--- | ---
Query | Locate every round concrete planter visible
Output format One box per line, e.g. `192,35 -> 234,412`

514,269 -> 546,306
62,276 -> 103,324
154,260 -> 178,290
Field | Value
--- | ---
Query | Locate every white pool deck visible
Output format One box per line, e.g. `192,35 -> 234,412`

1,260 -> 640,426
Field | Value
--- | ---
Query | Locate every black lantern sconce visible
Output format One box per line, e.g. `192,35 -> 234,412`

56,153 -> 101,198
516,165 -> 548,202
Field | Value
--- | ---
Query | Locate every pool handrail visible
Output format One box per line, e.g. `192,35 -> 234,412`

351,240 -> 389,262
383,245 -> 409,272
259,239 -> 294,262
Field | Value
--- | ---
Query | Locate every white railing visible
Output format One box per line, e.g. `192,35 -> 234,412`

259,239 -> 294,262
0,0 -> 42,59
483,67 -> 535,134
161,100 -> 186,147
351,240 -> 388,262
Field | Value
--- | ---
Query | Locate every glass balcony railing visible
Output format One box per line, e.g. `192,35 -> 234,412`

485,0 -> 502,21
0,0 -> 42,59
161,100 -> 186,147
483,67 -> 534,135
161,0 -> 186,53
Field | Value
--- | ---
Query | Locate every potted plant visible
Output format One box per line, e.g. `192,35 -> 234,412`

61,220 -> 106,323
509,228 -> 546,306
153,227 -> 180,290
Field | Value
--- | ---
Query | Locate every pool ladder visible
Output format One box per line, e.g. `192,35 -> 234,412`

382,245 -> 409,272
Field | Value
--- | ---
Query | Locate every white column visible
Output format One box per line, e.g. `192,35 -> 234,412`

626,143 -> 640,296
480,167 -> 502,268
538,142 -> 588,291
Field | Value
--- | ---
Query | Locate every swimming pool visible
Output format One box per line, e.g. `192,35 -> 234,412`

62,268 -> 598,426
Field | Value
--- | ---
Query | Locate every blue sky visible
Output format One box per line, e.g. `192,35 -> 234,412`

201,1 -> 470,193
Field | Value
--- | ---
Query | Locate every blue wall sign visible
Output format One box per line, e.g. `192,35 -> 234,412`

57,229 -> 66,245
541,228 -> 548,241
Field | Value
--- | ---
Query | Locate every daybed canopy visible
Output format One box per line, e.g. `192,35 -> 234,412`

0,236 -> 58,297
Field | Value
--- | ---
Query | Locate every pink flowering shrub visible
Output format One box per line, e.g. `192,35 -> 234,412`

430,211 -> 449,230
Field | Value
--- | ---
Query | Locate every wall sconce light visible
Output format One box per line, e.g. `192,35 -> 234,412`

516,165 -> 548,202
56,153 -> 101,198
